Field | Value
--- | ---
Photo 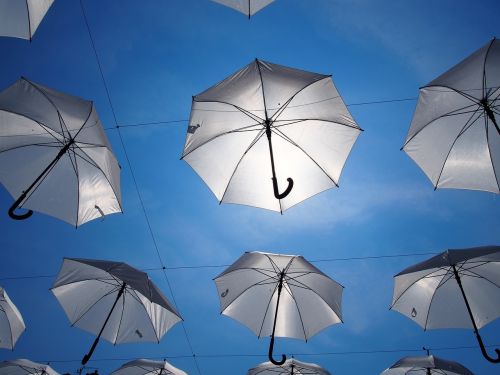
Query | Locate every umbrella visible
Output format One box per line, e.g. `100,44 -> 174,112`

247,358 -> 331,375
182,59 -> 361,213
214,251 -> 343,365
390,245 -> 500,363
111,359 -> 188,375
51,258 -> 182,365
211,0 -> 275,18
0,0 -> 54,41
0,359 -> 59,375
0,77 -> 122,226
0,287 -> 25,350
402,38 -> 500,193
380,354 -> 474,375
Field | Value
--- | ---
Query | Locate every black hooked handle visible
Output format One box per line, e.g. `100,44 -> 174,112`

8,192 -> 33,220
272,177 -> 294,200
268,334 -> 286,365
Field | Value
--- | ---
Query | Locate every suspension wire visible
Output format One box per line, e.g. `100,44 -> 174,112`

79,2 -> 201,374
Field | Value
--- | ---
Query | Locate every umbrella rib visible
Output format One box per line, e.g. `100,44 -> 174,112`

257,281 -> 280,338
70,285 -> 121,327
194,99 -> 265,123
423,268 -> 454,330
273,118 -> 361,131
66,147 -> 81,227
0,109 -> 63,143
0,142 -> 67,155
423,84 -> 481,104
462,269 -> 500,289
112,289 -> 127,344
482,39 -> 496,99
485,107 -> 500,191
130,288 -> 163,342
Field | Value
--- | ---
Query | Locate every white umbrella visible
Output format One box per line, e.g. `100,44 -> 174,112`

0,287 -> 26,350
211,0 -> 275,18
381,355 -> 474,375
182,59 -> 361,212
403,38 -> 500,193
0,0 -> 54,41
51,258 -> 182,365
390,245 -> 500,363
247,358 -> 331,375
0,77 -> 122,226
111,359 -> 188,375
214,251 -> 343,365
0,359 -> 59,375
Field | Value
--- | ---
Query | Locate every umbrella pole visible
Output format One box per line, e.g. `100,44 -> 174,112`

269,271 -> 287,365
481,99 -> 500,135
81,282 -> 126,365
265,120 -> 294,200
452,265 -> 500,363
8,138 -> 75,220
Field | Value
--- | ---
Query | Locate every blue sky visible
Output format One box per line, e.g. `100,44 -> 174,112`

0,0 -> 499,374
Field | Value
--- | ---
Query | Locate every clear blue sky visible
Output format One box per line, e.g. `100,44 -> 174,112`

0,1 -> 499,374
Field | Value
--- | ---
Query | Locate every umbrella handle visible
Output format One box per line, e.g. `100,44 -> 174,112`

8,194 -> 33,220
272,177 -> 294,200
81,337 -> 100,365
475,330 -> 500,363
268,334 -> 286,365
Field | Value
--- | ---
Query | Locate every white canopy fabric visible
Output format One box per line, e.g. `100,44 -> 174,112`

211,0 -> 275,17
111,359 -> 189,375
182,59 -> 361,212
380,355 -> 474,375
0,287 -> 25,350
247,358 -> 331,375
0,359 -> 59,375
51,258 -> 182,345
0,78 -> 122,226
214,251 -> 343,340
403,38 -> 500,193
0,0 -> 54,40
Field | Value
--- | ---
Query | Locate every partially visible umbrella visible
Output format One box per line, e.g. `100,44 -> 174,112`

0,77 -> 122,226
381,354 -> 474,375
247,358 -> 331,375
402,38 -> 500,193
390,245 -> 500,363
111,359 -> 188,375
51,258 -> 182,365
211,0 -> 275,18
0,1 -> 54,41
214,251 -> 343,365
0,359 -> 59,375
0,287 -> 25,350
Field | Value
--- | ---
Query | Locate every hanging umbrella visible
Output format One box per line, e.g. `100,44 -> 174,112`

111,359 -> 188,375
381,354 -> 474,375
0,359 -> 59,375
211,0 -> 275,18
402,38 -> 500,193
51,258 -> 182,365
390,245 -> 500,363
0,0 -> 54,41
214,251 -> 343,365
0,287 -> 26,350
0,77 -> 122,226
247,358 -> 331,375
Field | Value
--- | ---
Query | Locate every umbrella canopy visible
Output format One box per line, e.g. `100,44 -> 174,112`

0,0 -> 54,40
0,287 -> 25,350
0,77 -> 122,226
214,251 -> 343,364
111,359 -> 188,375
182,59 -> 361,213
51,258 -> 182,365
403,38 -> 500,193
211,0 -> 275,18
247,358 -> 331,375
0,359 -> 59,375
380,355 -> 474,375
390,245 -> 500,363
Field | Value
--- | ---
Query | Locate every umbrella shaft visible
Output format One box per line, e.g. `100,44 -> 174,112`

271,272 -> 285,339
265,121 -> 278,179
452,266 -> 480,333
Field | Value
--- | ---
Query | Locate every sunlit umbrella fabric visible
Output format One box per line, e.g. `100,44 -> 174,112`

182,59 -> 361,212
381,355 -> 474,375
0,0 -> 54,40
211,0 -> 275,17
111,359 -> 188,375
247,358 -> 331,375
0,287 -> 25,350
0,78 -> 122,226
0,359 -> 59,375
403,38 -> 500,193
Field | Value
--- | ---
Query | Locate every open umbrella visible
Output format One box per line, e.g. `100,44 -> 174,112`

0,77 -> 122,226
381,354 -> 474,375
390,245 -> 500,363
0,0 -> 54,41
51,258 -> 182,365
182,59 -> 361,213
247,358 -> 331,375
0,359 -> 59,375
214,251 -> 343,365
0,287 -> 25,350
402,38 -> 499,193
111,359 -> 188,375
211,0 -> 275,18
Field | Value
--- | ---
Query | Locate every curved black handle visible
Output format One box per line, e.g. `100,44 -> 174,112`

8,197 -> 33,220
476,331 -> 500,363
268,335 -> 286,365
272,177 -> 294,200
